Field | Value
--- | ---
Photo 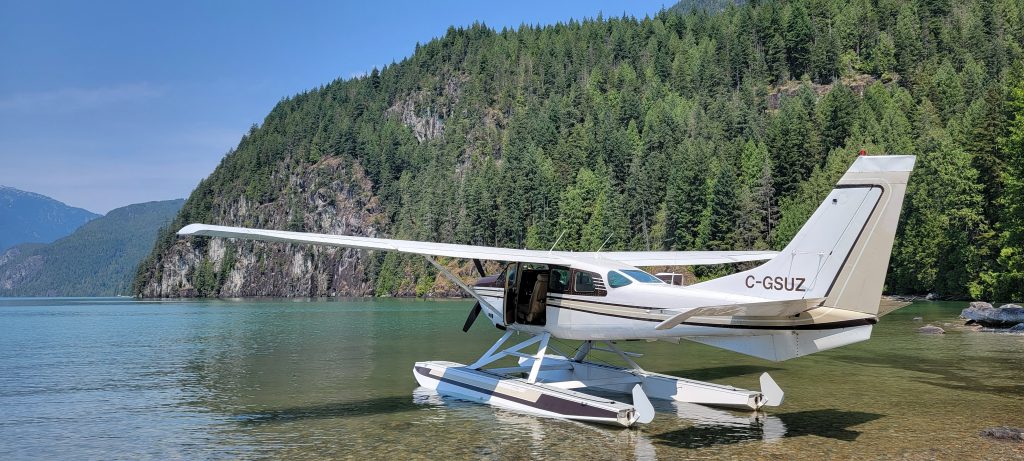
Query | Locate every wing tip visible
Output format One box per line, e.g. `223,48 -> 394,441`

177,223 -> 208,236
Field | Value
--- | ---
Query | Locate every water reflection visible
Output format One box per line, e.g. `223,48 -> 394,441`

654,408 -> 883,448
236,395 -> 421,424
667,401 -> 786,442
413,387 -> 660,460
412,383 -> 884,454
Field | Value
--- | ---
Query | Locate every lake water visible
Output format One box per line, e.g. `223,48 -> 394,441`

0,297 -> 1021,460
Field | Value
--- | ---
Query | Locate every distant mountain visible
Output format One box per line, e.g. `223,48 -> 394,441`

0,199 -> 183,297
0,186 -> 99,252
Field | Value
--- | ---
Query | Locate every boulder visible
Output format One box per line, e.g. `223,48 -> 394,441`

979,427 -> 1024,442
1008,323 -> 1024,332
918,325 -> 945,334
960,303 -> 1024,328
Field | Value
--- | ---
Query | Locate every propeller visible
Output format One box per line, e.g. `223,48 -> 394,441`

462,259 -> 488,332
462,302 -> 482,332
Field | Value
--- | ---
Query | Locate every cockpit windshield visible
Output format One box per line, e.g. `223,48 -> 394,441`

622,269 -> 664,284
607,271 -> 632,288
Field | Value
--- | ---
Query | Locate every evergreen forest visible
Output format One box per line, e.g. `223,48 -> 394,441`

2,200 -> 183,296
138,0 -> 1024,300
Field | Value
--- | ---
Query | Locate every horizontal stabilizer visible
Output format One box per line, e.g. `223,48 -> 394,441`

654,298 -> 824,330
685,324 -> 873,361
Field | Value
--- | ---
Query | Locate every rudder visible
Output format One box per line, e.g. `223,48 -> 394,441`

692,155 -> 915,316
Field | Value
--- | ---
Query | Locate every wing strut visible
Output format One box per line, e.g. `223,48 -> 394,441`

423,256 -> 500,331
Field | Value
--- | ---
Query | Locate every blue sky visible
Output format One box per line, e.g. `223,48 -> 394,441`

0,0 -> 669,213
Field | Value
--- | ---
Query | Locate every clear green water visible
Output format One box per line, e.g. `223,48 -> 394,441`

1,297 -> 1021,460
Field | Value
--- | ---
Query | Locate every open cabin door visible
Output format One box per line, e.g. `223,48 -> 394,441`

503,263 -> 548,326
502,263 -> 517,326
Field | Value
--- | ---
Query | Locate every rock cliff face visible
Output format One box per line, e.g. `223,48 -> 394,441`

0,245 -> 44,290
136,158 -> 387,298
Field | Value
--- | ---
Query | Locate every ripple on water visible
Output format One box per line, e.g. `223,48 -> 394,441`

0,299 -> 1022,460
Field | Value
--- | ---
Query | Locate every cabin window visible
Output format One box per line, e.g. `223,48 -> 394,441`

607,271 -> 632,288
549,267 -> 570,293
622,269 -> 664,284
574,271 -> 597,293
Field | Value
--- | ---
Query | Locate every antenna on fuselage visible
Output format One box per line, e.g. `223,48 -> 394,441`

549,229 -> 567,253
596,231 -> 615,254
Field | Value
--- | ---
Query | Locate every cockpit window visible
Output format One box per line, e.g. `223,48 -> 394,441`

607,271 -> 632,288
622,269 -> 664,283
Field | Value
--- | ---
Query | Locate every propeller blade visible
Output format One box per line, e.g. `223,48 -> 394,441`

462,302 -> 482,332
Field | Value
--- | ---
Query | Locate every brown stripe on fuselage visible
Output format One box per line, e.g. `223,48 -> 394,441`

549,301 -> 876,331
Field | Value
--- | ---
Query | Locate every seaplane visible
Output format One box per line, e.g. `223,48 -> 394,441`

178,154 -> 915,427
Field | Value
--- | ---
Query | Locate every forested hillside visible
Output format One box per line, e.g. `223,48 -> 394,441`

0,200 -> 182,296
136,0 -> 1024,300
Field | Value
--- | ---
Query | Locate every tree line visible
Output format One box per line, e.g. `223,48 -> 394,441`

137,0 -> 1024,300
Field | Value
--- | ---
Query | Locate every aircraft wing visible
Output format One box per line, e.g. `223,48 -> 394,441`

582,250 -> 778,266
655,297 -> 824,330
177,224 -> 777,267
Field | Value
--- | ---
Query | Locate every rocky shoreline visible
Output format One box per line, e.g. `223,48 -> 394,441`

910,300 -> 1024,334
960,301 -> 1024,330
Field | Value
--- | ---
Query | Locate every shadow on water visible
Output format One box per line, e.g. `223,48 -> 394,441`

830,351 -> 1024,398
658,365 -> 783,382
234,396 -> 419,425
653,409 -> 885,449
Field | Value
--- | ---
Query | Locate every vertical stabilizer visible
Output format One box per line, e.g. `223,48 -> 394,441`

692,155 -> 915,315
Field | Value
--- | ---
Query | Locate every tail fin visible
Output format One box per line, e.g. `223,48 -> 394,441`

693,155 -> 915,316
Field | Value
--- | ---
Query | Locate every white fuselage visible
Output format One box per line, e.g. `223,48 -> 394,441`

473,279 -> 874,341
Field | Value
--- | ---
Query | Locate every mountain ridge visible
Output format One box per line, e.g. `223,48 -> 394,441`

0,186 -> 99,252
0,199 -> 184,296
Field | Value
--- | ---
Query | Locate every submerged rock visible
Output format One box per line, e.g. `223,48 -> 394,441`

980,427 -> 1024,442
918,325 -> 945,334
912,316 -> 923,322
960,303 -> 1024,328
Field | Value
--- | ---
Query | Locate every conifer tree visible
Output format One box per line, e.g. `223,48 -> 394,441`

785,3 -> 813,78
